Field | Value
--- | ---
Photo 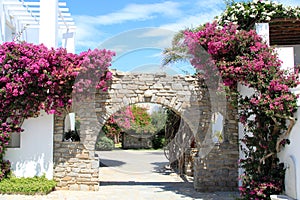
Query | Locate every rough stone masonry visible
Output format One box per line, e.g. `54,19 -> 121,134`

53,70 -> 239,191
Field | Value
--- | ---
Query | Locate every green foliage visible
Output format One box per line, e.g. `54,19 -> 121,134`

218,0 -> 300,30
152,134 -> 166,149
150,106 -> 167,131
103,104 -> 157,140
0,160 -> 10,181
163,30 -> 190,66
165,109 -> 181,140
0,175 -> 56,195
131,105 -> 152,128
96,133 -> 114,151
127,123 -> 156,134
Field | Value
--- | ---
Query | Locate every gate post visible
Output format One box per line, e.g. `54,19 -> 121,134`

53,101 -> 100,191
193,101 -> 239,191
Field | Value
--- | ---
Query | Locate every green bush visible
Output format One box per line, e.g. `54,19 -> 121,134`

96,136 -> 114,151
152,135 -> 166,149
0,175 -> 56,195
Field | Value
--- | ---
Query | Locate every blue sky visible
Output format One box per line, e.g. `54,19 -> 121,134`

63,0 -> 299,74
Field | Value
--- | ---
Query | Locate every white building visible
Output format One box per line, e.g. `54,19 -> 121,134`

1,0 -> 76,179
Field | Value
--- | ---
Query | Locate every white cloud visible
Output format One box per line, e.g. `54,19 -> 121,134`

97,28 -> 176,57
195,0 -> 225,9
138,28 -> 177,38
160,11 -> 221,31
72,20 -> 104,50
147,52 -> 163,58
277,0 -> 299,6
75,1 -> 181,26
73,1 -> 182,51
160,0 -> 224,31
72,0 -> 226,52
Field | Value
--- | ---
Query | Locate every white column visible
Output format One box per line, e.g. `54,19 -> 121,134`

38,0 -> 57,179
62,29 -> 75,53
39,0 -> 58,47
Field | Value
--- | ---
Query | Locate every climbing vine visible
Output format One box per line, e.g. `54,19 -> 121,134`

0,41 -> 114,180
164,1 -> 299,199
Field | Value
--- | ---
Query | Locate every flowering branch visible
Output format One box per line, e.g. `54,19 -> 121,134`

0,41 -> 115,180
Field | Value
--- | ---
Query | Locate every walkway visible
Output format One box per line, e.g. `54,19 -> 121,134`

0,149 -> 239,200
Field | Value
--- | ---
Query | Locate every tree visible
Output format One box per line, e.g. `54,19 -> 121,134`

103,104 -> 157,144
150,106 -> 167,132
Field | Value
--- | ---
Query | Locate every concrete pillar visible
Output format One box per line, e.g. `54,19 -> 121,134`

39,0 -> 58,48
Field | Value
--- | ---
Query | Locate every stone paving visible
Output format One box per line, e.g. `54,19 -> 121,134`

0,150 -> 239,200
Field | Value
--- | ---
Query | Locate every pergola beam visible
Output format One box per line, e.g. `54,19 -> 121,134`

3,0 -> 75,30
3,1 -> 67,7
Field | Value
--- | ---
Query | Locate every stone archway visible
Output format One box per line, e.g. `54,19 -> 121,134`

53,70 -> 238,191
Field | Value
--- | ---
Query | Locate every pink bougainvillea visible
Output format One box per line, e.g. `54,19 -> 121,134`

182,21 -> 299,199
0,41 -> 115,180
163,1 -> 300,198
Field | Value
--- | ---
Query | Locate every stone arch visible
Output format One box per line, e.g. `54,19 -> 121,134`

96,71 -> 207,137
96,101 -> 197,162
53,70 -> 239,192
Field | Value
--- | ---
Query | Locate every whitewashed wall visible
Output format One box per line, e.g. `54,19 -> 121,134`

276,46 -> 299,199
1,0 -> 76,181
238,84 -> 254,187
4,112 -> 54,179
277,110 -> 300,199
238,46 -> 299,199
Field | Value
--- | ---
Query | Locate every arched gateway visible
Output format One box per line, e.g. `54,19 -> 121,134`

53,70 -> 239,191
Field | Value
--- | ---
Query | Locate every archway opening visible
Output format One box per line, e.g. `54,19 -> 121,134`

96,103 -> 168,151
96,102 -> 198,187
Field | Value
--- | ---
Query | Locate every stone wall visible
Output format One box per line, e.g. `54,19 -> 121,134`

52,71 -> 239,192
53,113 -> 100,191
54,142 -> 99,191
184,148 -> 198,176
122,133 -> 153,149
193,101 -> 239,192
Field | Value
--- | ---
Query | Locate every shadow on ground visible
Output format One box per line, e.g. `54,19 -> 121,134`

100,180 -> 239,200
97,149 -> 239,200
99,159 -> 126,167
151,161 -> 173,175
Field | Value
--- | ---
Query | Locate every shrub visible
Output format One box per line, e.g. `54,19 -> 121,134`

0,160 -> 10,181
0,175 -> 56,195
96,136 -> 114,151
152,135 -> 166,149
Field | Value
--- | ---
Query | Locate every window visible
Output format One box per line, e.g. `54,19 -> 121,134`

211,112 -> 224,143
6,118 -> 23,148
63,113 -> 80,142
7,132 -> 20,148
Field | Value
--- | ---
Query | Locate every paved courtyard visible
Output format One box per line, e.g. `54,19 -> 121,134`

0,149 -> 239,200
